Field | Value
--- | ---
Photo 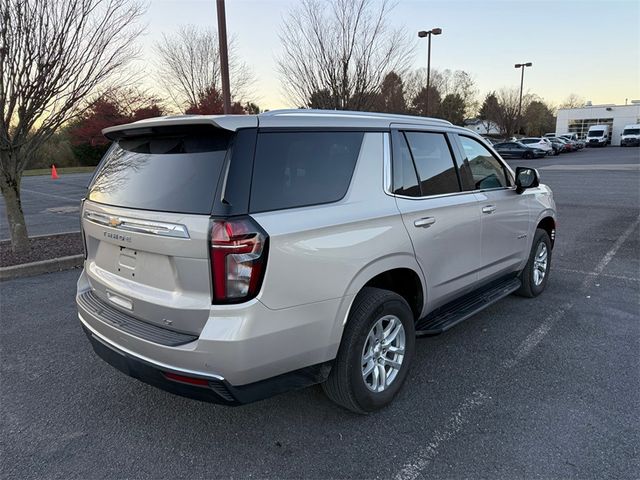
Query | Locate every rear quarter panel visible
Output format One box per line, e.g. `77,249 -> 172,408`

252,132 -> 420,312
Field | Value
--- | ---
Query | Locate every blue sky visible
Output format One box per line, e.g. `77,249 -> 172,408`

142,0 -> 640,110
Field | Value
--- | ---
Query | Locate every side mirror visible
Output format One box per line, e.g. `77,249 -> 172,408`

515,166 -> 539,194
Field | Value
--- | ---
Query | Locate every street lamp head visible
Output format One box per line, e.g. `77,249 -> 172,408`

515,62 -> 533,68
418,28 -> 442,37
525,62 -> 532,67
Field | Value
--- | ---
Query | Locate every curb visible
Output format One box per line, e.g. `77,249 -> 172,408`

0,254 -> 84,281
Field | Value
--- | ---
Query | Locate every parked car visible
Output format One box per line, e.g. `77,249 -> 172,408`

519,137 -> 555,155
552,137 -> 576,152
559,133 -> 578,142
549,137 -> 569,153
559,134 -> 584,149
621,124 -> 640,146
561,138 -> 579,151
586,125 -> 610,147
546,139 -> 565,155
77,110 -> 557,413
492,141 -> 547,159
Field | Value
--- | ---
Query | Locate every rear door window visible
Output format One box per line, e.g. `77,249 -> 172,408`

250,131 -> 364,212
88,125 -> 231,214
392,131 -> 421,197
403,132 -> 461,196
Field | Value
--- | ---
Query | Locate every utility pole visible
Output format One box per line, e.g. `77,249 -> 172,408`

418,28 -> 442,116
216,0 -> 231,114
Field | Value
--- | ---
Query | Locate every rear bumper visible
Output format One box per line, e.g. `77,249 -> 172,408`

82,316 -> 330,405
76,268 -> 344,403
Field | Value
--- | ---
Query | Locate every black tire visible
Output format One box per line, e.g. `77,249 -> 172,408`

322,287 -> 415,414
523,151 -> 533,159
516,228 -> 552,298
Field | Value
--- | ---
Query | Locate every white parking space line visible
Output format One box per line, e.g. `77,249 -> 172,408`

540,164 -> 640,171
590,216 -> 639,278
501,305 -> 569,370
556,268 -> 639,282
20,188 -> 80,202
393,216 -> 640,480
393,390 -> 490,480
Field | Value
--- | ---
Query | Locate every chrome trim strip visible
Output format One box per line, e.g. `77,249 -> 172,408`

79,312 -> 225,381
84,211 -> 190,239
391,186 -> 512,201
383,132 -> 392,194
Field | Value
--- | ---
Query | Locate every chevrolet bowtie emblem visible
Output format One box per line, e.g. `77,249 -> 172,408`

108,216 -> 122,227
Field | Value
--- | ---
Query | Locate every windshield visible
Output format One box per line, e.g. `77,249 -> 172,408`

88,125 -> 231,214
520,139 -> 537,144
623,128 -> 640,135
587,130 -> 605,137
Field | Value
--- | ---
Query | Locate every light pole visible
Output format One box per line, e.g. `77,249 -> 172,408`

515,62 -> 532,134
418,28 -> 442,116
216,0 -> 231,114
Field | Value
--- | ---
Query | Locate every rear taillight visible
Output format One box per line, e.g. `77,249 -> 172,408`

210,217 -> 268,303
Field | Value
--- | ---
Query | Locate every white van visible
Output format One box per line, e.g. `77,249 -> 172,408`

621,124 -> 640,147
586,125 -> 609,147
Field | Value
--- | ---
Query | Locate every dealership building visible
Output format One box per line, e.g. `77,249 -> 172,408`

555,102 -> 640,146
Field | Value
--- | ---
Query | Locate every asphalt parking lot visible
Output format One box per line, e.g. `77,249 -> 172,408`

0,173 -> 91,239
1,146 -> 639,479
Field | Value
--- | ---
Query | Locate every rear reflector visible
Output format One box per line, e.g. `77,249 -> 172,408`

163,372 -> 210,387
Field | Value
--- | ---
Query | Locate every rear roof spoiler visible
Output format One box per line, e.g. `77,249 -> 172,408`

102,115 -> 259,140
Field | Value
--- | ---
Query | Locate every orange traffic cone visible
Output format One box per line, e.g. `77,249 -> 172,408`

51,164 -> 59,180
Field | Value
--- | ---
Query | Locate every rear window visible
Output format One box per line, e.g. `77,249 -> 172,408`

88,126 -> 231,214
250,131 -> 364,213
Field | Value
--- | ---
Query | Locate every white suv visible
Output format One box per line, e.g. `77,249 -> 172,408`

77,110 -> 557,413
520,137 -> 554,155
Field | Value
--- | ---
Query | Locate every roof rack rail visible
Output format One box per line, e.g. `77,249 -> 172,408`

259,109 -> 453,126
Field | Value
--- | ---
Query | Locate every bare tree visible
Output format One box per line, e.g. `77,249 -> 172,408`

155,25 -> 253,111
277,0 -> 413,111
495,87 -> 533,138
0,0 -> 145,252
405,68 -> 478,118
560,93 -> 585,109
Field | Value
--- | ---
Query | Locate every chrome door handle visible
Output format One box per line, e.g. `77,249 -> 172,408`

482,205 -> 496,214
414,217 -> 436,228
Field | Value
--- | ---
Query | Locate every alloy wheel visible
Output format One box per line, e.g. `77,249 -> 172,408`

361,315 -> 406,393
533,242 -> 548,286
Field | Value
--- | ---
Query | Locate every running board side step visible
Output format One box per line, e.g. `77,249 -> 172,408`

415,277 -> 521,336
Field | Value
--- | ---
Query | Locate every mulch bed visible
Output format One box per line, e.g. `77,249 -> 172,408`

0,232 -> 84,267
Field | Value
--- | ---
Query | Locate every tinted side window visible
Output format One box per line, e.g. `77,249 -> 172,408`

392,132 -> 420,197
459,136 -> 508,190
250,131 -> 364,213
404,132 -> 460,196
